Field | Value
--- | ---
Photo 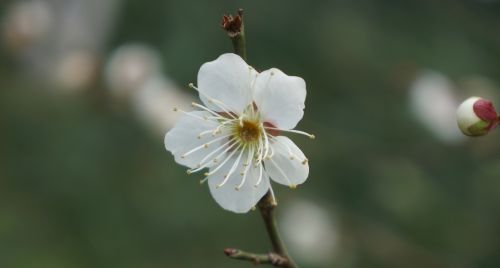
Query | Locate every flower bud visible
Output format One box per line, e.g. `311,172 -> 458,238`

456,96 -> 499,136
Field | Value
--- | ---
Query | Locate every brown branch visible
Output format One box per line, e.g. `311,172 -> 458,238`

223,192 -> 299,267
224,248 -> 288,266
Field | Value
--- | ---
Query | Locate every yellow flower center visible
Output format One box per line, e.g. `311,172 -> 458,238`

235,120 -> 261,143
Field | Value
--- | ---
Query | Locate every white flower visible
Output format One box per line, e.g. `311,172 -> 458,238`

105,44 -> 163,99
133,76 -> 193,134
164,53 -> 314,213
3,1 -> 53,50
280,199 -> 339,266
409,70 -> 464,144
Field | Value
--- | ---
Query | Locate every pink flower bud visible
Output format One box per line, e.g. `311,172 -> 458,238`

456,97 -> 499,136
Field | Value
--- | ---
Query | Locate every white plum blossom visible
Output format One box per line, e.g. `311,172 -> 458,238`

164,53 -> 314,213
409,70 -> 464,144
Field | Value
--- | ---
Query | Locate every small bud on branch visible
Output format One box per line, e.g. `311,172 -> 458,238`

221,9 -> 247,60
221,9 -> 243,37
457,96 -> 499,137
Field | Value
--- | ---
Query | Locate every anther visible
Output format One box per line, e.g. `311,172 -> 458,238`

302,159 -> 308,165
172,107 -> 178,112
186,170 -> 192,175
310,134 -> 316,139
290,184 -> 297,189
204,144 -> 208,148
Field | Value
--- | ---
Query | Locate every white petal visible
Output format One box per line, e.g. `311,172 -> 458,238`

264,136 -> 309,187
208,153 -> 270,213
253,68 -> 306,130
197,53 -> 257,114
164,111 -> 224,169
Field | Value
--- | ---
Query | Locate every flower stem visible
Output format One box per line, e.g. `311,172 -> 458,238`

223,192 -> 299,267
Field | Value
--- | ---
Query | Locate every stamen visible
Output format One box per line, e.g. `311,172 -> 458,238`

254,135 -> 265,166
173,108 -> 208,121
249,99 -> 256,117
209,141 -> 239,166
196,121 -> 234,139
191,102 -> 229,120
205,144 -> 242,177
217,145 -> 246,188
181,134 -> 231,158
254,162 -> 264,187
208,98 -> 237,119
236,147 -> 254,190
211,120 -> 237,136
264,126 -> 315,139
189,83 -> 238,120
269,186 -> 278,206
188,138 -> 238,173
198,129 -> 214,139
261,124 -> 270,158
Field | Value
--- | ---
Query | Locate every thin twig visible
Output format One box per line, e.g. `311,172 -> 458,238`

224,248 -> 288,266
223,192 -> 299,267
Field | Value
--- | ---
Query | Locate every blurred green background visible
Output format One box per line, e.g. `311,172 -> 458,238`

2,0 -> 500,267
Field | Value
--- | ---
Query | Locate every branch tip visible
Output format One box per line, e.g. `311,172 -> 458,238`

221,8 -> 244,37
223,248 -> 237,256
